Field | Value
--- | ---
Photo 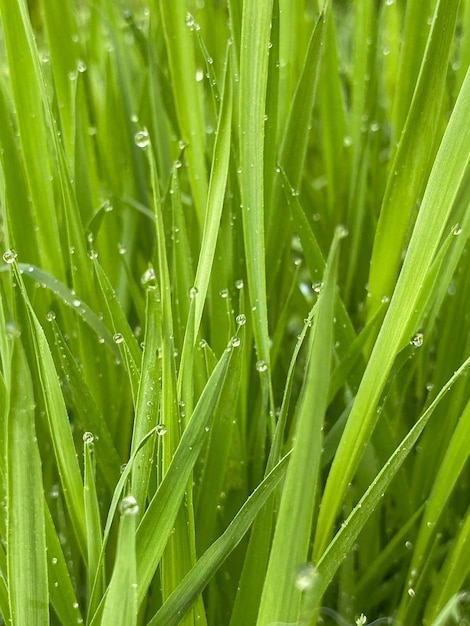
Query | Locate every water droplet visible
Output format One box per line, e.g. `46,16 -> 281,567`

51,557 -> 58,565
185,12 -> 198,30
3,249 -> 17,264
235,279 -> 244,289
312,281 -> 323,294
405,540 -> 413,550
102,199 -> 113,212
336,225 -> 348,239
141,266 -> 156,285
120,495 -> 139,516
195,68 -> 204,81
83,431 -> 94,445
355,615 -> 367,626
230,336 -> 241,348
77,59 -> 87,73
88,248 -> 98,260
113,333 -> 124,344
256,360 -> 268,373
72,298 -> 81,308
118,243 -> 127,255
174,159 -> 182,169
135,129 -> 149,148
46,311 -> 56,322
408,588 -> 415,597
49,485 -> 60,499
343,136 -> 352,148
199,339 -> 207,348
294,562 -> 318,591
189,286 -> 199,299
236,314 -> 246,326
219,288 -> 229,299
453,225 -> 462,236
156,423 -> 167,436
381,295 -> 390,303
410,332 -> 424,347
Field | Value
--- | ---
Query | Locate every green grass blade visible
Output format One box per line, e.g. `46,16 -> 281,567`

135,346 -> 232,607
239,0 -> 272,368
314,67 -> 470,559
256,229 -> 341,625
311,355 -> 470,609
367,0 -> 461,317
100,497 -> 138,626
7,340 -> 48,626
158,0 -> 208,224
149,453 -> 291,626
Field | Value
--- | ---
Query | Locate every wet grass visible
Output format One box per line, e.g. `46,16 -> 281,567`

0,0 -> 470,624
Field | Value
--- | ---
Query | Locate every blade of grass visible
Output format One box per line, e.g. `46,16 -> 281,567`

7,339 -> 48,626
149,452 -> 291,626
313,67 -> 470,560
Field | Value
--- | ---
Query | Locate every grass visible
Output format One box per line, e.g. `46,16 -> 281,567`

0,0 -> 470,624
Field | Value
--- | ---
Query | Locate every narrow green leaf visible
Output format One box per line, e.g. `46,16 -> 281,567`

7,340 -> 48,626
314,68 -> 470,559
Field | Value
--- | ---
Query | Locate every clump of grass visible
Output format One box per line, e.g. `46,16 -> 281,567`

0,0 -> 470,624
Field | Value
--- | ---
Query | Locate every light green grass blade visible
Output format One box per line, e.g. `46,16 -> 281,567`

239,0 -> 272,368
256,229 -> 341,625
83,437 -> 104,611
0,0 -> 64,277
130,285 -> 160,515
100,497 -> 138,626
7,340 -> 48,626
12,265 -> 87,558
314,67 -> 470,559
149,453 -> 291,626
135,346 -> 232,607
158,0 -> 208,224
192,48 -> 232,339
367,0 -> 460,317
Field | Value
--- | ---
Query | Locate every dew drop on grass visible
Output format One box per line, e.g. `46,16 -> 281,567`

405,540 -> 413,550
135,129 -> 149,148
83,431 -> 94,445
141,266 -> 156,285
230,336 -> 240,348
235,278 -> 244,289
408,588 -> 415,598
312,281 -> 323,294
256,360 -> 268,373
120,495 -> 139,516
113,332 -> 124,344
453,225 -> 462,236
219,288 -> 229,299
72,298 -> 81,308
46,311 -> 56,322
410,332 -> 424,348
3,249 -> 17,264
77,59 -> 87,73
87,248 -> 98,260
335,224 -> 349,239
236,314 -> 246,326
294,562 -> 318,591
189,286 -> 199,299
156,423 -> 167,436
118,243 -> 127,255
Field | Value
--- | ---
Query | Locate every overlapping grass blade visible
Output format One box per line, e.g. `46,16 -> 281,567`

149,452 -> 290,626
314,67 -> 470,559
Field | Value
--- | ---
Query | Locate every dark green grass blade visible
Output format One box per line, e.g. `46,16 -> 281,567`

149,453 -> 291,626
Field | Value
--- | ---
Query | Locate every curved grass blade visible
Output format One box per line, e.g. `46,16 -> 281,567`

310,355 -> 470,610
313,68 -> 470,560
148,453 -> 291,626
